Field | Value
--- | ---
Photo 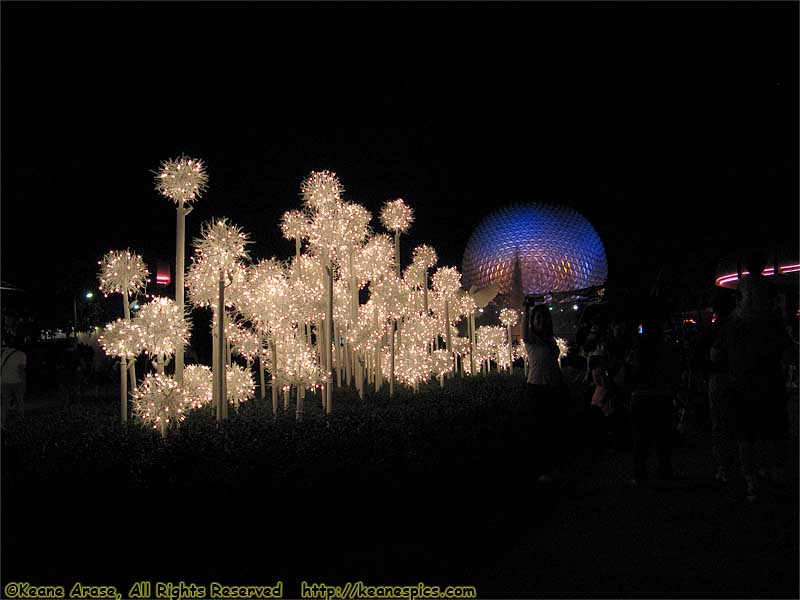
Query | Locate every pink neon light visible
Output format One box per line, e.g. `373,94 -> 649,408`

715,263 -> 800,287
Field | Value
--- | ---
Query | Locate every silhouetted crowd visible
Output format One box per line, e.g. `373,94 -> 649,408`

522,251 -> 798,500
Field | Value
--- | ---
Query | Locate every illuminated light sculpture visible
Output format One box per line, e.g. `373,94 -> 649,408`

301,170 -> 345,414
240,258 -> 290,414
380,198 -> 414,277
431,266 -> 462,383
300,170 -> 343,213
499,308 -> 519,372
372,274 -> 410,397
155,155 -> 208,388
462,203 -> 607,301
188,218 -> 251,420
182,364 -> 213,409
476,325 -> 507,373
412,244 -> 437,314
131,373 -> 187,438
98,249 -> 149,422
225,363 -> 255,409
134,297 -> 191,375
275,335 -> 324,421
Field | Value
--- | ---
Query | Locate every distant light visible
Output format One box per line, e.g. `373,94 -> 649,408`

715,262 -> 800,288
478,308 -> 484,313
638,324 -> 644,334
573,304 -> 579,311
85,292 -> 94,299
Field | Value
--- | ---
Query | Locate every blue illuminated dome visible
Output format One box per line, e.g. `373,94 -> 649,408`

462,203 -> 608,297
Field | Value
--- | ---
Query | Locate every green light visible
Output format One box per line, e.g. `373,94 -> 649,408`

85,292 -> 94,299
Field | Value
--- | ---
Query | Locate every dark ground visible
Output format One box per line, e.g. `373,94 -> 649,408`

2,387 -> 798,600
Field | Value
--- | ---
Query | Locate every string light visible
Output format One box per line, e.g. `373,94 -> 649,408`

499,308 -> 519,328
226,364 -> 256,405
182,365 -> 213,409
131,373 -> 188,430
155,155 -> 208,205
300,170 -> 343,213
98,250 -> 149,296
135,297 -> 190,358
380,198 -> 414,234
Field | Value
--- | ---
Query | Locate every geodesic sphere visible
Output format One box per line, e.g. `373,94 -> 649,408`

462,203 -> 607,296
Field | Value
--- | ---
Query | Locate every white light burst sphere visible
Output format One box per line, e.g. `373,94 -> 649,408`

131,373 -> 188,429
182,365 -> 213,409
99,318 -> 144,359
226,364 -> 255,405
135,297 -> 190,357
432,266 -> 462,300
155,155 -> 208,205
300,170 -> 343,213
98,250 -> 149,297
194,218 -> 250,267
380,198 -> 414,234
412,245 -> 438,270
499,308 -> 519,328
280,209 -> 311,242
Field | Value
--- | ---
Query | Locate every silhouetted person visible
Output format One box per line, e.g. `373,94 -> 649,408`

628,304 -> 682,485
522,300 -> 565,484
703,289 -> 738,482
1,335 -> 27,425
722,253 -> 793,501
733,251 -> 777,320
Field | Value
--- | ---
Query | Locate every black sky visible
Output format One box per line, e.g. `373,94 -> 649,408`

2,2 -> 797,321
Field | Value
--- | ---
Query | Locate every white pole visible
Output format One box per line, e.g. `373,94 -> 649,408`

120,356 -> 127,423
507,324 -> 513,373
389,320 -> 395,398
216,270 -> 225,421
326,261 -> 333,414
445,299 -> 452,378
271,339 -> 278,416
259,334 -> 266,400
469,312 -> 476,376
296,384 -> 304,422
175,203 -> 187,386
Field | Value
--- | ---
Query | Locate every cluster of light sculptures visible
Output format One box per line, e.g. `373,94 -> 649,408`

98,159 -> 523,436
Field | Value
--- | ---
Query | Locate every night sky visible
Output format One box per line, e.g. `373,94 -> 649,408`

2,2 -> 797,326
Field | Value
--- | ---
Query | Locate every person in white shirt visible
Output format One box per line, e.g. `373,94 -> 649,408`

1,336 -> 27,425
521,300 -> 565,483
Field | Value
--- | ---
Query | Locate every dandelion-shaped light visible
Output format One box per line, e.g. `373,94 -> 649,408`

499,308 -> 519,328
155,155 -> 208,205
186,259 -> 248,309
301,170 -> 343,213
135,297 -> 190,362
337,203 -> 372,246
380,198 -> 414,234
131,373 -> 187,436
412,245 -> 437,270
99,318 -> 144,360
98,250 -> 149,297
432,349 -> 454,377
194,218 -> 250,268
226,364 -> 255,405
432,267 -> 462,301
182,364 -> 213,409
372,276 -> 409,321
355,234 -> 395,287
